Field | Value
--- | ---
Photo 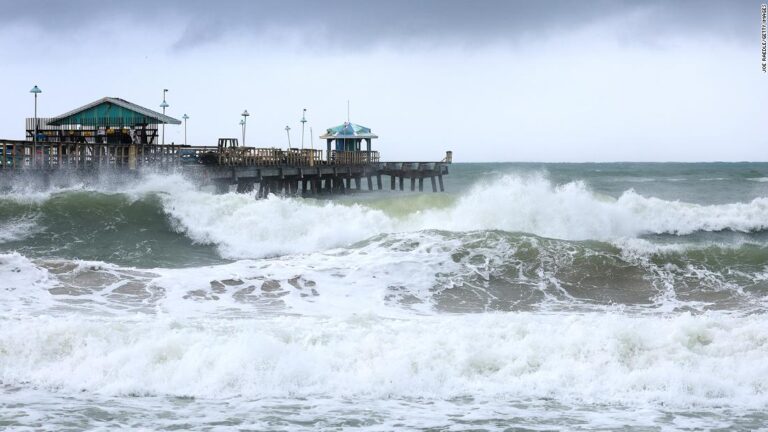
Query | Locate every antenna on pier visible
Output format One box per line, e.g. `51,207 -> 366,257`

285,125 -> 291,148
300,108 -> 307,150
347,100 -> 350,123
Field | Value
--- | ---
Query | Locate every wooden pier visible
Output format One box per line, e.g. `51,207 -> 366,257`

8,95 -> 450,195
0,139 -> 451,196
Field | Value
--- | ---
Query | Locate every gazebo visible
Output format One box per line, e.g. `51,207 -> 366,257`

319,122 -> 378,163
29,97 -> 180,144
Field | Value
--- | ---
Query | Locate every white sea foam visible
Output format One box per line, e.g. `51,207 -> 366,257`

0,215 -> 40,243
0,312 -> 766,409
0,253 -> 55,313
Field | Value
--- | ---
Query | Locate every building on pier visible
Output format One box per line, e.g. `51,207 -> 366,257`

320,122 -> 379,164
26,97 -> 180,145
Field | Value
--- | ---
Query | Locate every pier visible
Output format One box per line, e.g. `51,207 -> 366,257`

4,96 -> 450,195
0,138 -> 450,195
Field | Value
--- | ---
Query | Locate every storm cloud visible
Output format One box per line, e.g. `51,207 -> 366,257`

2,0 -> 756,51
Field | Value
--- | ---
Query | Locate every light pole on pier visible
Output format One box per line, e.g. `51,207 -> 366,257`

160,89 -> 169,145
285,125 -> 291,148
182,114 -> 189,146
309,126 -> 315,166
300,108 -> 307,150
241,110 -> 249,146
30,85 -> 42,165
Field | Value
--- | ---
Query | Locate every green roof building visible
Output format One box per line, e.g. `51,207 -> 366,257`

27,97 -> 180,144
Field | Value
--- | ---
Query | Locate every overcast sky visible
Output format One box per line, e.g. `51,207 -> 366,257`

0,0 -> 764,161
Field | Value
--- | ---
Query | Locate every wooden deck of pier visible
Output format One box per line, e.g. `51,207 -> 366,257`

0,139 -> 451,195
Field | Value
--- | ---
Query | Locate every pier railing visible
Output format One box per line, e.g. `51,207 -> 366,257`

331,150 -> 380,165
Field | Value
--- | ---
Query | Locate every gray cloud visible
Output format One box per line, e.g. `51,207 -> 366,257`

1,0 -> 758,51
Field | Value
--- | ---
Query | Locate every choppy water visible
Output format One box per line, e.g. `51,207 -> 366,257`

2,163 -> 768,431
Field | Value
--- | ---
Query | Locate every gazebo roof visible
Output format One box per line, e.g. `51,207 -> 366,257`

319,122 -> 378,140
49,97 -> 181,127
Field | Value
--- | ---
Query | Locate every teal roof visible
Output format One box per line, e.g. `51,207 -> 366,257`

49,97 -> 181,127
320,122 -> 378,140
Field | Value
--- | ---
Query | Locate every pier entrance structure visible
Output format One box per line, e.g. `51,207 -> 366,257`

26,97 -> 180,145
320,122 -> 379,165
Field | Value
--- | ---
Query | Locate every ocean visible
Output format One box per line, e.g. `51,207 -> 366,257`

1,162 -> 768,431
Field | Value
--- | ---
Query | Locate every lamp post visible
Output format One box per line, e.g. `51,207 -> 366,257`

30,85 -> 42,166
300,108 -> 307,150
239,119 -> 245,145
241,110 -> 249,146
160,89 -> 169,145
309,126 -> 315,166
182,114 -> 189,146
285,125 -> 291,148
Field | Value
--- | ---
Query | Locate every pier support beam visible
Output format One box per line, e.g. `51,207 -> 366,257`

390,175 -> 396,190
410,177 -> 416,191
418,177 -> 424,192
367,176 -> 373,191
355,177 -> 361,191
377,174 -> 382,190
431,176 -> 437,192
311,179 -> 319,195
438,174 -> 444,192
399,176 -> 404,191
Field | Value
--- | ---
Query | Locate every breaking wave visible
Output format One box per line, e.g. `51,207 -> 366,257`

2,173 -> 768,262
1,312 -> 767,409
145,173 -> 768,258
3,230 -> 767,318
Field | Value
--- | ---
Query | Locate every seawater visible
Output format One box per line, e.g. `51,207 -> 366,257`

1,163 -> 768,431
